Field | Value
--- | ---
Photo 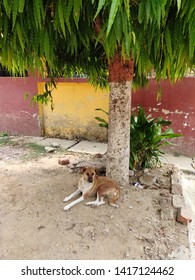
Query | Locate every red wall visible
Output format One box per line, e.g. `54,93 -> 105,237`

132,78 -> 195,157
0,75 -> 84,137
0,75 -> 194,156
0,75 -> 41,136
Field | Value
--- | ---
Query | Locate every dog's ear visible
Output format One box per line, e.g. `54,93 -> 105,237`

81,167 -> 86,174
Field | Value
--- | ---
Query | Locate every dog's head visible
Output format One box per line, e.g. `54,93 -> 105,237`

82,167 -> 96,183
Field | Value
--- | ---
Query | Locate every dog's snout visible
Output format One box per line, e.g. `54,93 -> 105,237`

88,176 -> 93,183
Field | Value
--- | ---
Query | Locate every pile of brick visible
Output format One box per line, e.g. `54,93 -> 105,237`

171,169 -> 193,225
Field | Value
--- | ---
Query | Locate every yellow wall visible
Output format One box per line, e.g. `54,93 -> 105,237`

38,81 -> 109,141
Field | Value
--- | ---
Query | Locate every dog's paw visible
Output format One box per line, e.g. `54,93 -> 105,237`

86,201 -> 96,206
63,197 -> 70,202
64,205 -> 70,211
109,203 -> 119,208
86,201 -> 105,207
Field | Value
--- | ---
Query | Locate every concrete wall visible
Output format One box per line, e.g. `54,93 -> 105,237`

38,80 -> 108,142
0,74 -> 194,156
132,78 -> 195,156
0,75 -> 41,136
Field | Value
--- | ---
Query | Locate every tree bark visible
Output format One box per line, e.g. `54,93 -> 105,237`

106,53 -> 134,188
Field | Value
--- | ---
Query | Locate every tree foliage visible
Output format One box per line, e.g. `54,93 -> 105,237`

0,0 -> 194,86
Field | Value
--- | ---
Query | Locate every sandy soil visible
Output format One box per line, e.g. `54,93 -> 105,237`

0,138 -> 191,260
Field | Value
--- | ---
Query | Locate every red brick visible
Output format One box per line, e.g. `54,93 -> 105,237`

177,207 -> 193,225
58,158 -> 70,165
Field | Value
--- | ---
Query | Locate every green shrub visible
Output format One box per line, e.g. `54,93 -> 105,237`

0,131 -> 8,137
95,106 -> 182,170
130,107 -> 182,169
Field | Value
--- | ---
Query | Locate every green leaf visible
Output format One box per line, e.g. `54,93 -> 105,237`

124,0 -> 130,21
58,0 -> 66,36
64,0 -> 73,34
163,127 -> 174,134
122,7 -> 128,38
151,0 -> 163,27
3,0 -> 11,16
44,31 -> 50,60
18,0 -> 25,13
95,108 -> 108,115
12,0 -> 19,28
131,31 -> 136,44
95,117 -> 108,124
137,107 -> 148,126
73,0 -> 82,29
154,133 -> 182,143
7,46 -> 12,71
16,22 -> 25,51
114,11 -> 122,43
94,0 -> 106,19
165,27 -> 172,56
157,83 -> 162,101
106,0 -> 121,37
3,16 -> 8,43
95,23 -> 107,46
24,92 -> 29,101
138,2 -> 144,23
158,120 -> 172,126
145,0 -> 151,24
177,0 -> 181,12
156,1 -> 161,27
33,0 -> 43,28
189,28 -> 195,59
99,123 -> 108,128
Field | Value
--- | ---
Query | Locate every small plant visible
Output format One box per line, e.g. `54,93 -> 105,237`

130,107 -> 182,170
95,108 -> 108,129
0,131 -> 9,145
27,143 -> 46,154
95,107 -> 182,170
0,131 -> 8,137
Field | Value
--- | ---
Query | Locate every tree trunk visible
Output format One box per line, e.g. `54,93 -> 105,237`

106,53 -> 134,188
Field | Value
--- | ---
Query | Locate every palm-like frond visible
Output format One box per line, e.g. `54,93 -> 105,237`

0,0 -> 194,85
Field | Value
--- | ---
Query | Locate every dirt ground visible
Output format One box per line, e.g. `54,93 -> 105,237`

0,137 -> 191,260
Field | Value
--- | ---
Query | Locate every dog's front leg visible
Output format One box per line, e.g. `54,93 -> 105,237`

63,189 -> 81,202
86,193 -> 105,207
64,195 -> 84,211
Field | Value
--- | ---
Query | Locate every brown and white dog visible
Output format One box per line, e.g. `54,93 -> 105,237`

63,167 -> 120,211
